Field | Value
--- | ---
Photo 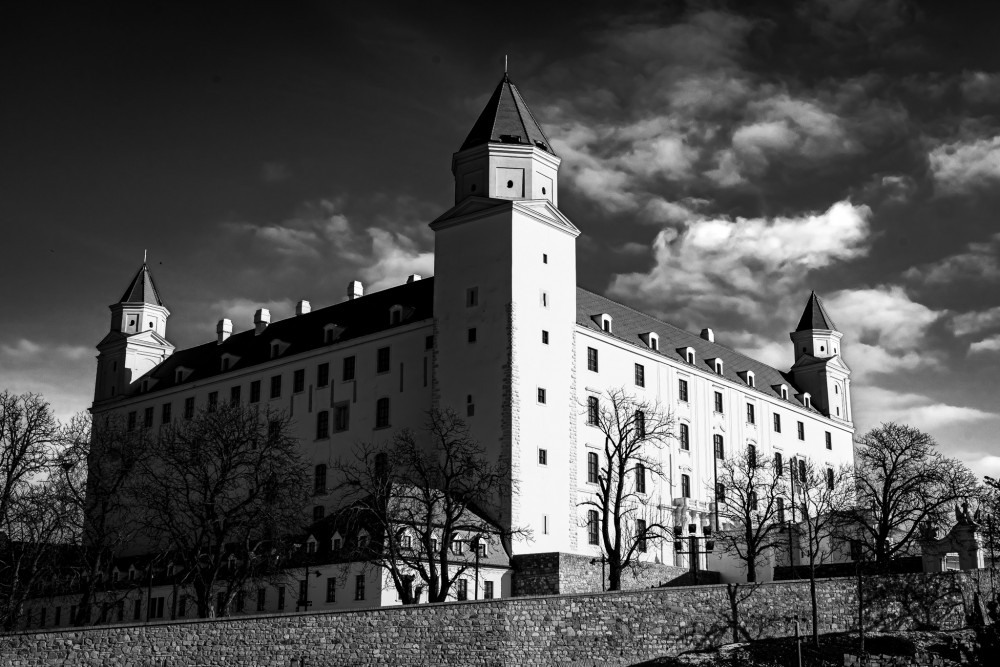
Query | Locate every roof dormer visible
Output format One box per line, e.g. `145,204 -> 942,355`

640,332 -> 659,351
800,392 -> 812,409
592,313 -> 613,333
323,323 -> 343,344
708,357 -> 724,375
174,366 -> 193,384
678,346 -> 696,365
220,353 -> 240,372
739,370 -> 755,388
773,383 -> 789,400
270,339 -> 290,359
390,304 -> 405,326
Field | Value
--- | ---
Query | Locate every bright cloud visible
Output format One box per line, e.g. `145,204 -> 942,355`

969,335 -> 1000,355
928,135 -> 1000,194
952,306 -> 1000,337
904,233 -> 1000,285
853,386 -> 998,433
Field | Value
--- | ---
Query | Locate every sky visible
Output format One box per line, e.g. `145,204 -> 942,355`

2,0 -> 999,480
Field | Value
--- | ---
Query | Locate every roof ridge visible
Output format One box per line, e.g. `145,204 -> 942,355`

509,76 -> 554,151
577,286 -> 793,380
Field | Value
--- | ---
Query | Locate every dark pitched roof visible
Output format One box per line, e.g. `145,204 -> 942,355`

119,263 -> 164,306
795,291 -> 837,332
576,287 -> 817,409
131,278 -> 435,393
459,73 -> 556,156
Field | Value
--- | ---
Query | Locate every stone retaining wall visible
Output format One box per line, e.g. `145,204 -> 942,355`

1,571 -> 993,666
511,552 -> 689,596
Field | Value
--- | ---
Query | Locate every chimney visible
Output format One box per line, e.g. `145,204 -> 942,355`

406,274 -> 421,283
347,280 -> 363,300
254,308 -> 270,335
700,328 -> 715,343
216,318 -> 233,344
296,300 -> 311,316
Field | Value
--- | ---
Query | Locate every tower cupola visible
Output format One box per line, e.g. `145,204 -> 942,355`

788,292 -> 852,421
451,73 -> 561,206
790,291 -> 842,361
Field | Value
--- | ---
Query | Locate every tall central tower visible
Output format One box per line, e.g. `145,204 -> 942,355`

432,73 -> 579,555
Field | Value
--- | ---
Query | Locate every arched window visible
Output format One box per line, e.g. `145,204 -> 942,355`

314,464 -> 327,495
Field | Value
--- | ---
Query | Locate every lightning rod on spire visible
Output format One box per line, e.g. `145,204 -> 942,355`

505,54 -> 507,74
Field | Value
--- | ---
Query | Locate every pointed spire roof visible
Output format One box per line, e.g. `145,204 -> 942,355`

795,291 -> 837,332
119,263 -> 164,306
459,73 -> 557,156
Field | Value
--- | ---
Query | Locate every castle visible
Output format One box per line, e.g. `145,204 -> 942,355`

22,73 -> 856,627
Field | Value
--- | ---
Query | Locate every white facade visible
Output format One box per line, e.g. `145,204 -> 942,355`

85,72 -> 856,599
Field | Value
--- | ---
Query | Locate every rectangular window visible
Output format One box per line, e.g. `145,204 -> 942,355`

207,391 -> 218,412
681,474 -> 691,498
298,580 -> 308,607
634,363 -> 645,387
716,482 -> 726,502
278,586 -> 285,611
133,599 -> 141,621
184,397 -> 195,419
161,402 -> 171,424
270,375 -> 281,399
375,397 -> 390,429
635,410 -> 645,438
541,291 -> 548,307
230,385 -> 241,404
456,579 -> 468,601
326,578 -> 337,603
257,588 -> 266,612
797,421 -> 805,441
713,391 -> 723,414
148,596 -> 165,619
537,387 -> 546,404
746,403 -> 755,424
467,327 -> 477,343
826,467 -> 835,490
250,380 -> 261,403
825,431 -> 832,450
749,490 -> 758,511
542,330 -> 549,344
538,448 -> 547,465
713,434 -> 724,459
587,396 -> 599,425
236,591 -> 245,613
376,347 -> 390,374
679,423 -> 690,450
587,347 -> 599,372
637,519 -> 647,552
293,369 -> 305,393
343,355 -> 356,381
127,411 -> 136,431
587,451 -> 599,484
316,411 -> 329,439
425,335 -> 434,350
466,287 -> 479,307
678,379 -> 689,402
777,497 -> 785,524
217,591 -> 227,615
773,413 -> 782,433
748,444 -> 757,469
334,402 -> 350,432
635,462 -> 645,493
317,363 -> 330,388
798,458 -> 807,482
355,575 -> 365,601
143,406 -> 153,429
775,452 -> 783,475
38,607 -> 46,627
484,581 -> 494,600
587,510 -> 599,545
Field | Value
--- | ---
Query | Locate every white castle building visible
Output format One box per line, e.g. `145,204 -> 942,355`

72,73 -> 855,621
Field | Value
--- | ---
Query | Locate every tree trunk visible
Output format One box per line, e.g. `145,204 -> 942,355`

726,583 -> 741,643
810,568 -> 819,648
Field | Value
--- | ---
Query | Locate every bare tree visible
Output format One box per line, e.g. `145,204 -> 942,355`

332,409 -> 521,604
0,390 -> 60,629
55,412 -> 153,625
850,423 -> 978,567
714,444 -> 786,583
581,388 -> 674,591
135,402 -> 308,618
790,457 -> 853,648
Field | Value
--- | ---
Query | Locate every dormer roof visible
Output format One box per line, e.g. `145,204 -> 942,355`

795,291 -> 836,332
459,73 -> 556,156
118,263 -> 164,307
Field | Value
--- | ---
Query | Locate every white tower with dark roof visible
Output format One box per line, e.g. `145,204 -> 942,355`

94,262 -> 174,403
788,292 -> 852,421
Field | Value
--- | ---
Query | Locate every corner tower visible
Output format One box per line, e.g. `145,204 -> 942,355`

433,73 -> 579,556
94,262 -> 174,403
788,292 -> 852,422
452,73 -> 561,206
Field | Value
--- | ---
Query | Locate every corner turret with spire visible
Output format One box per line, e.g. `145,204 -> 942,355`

451,72 -> 561,206
94,259 -> 174,404
788,291 -> 852,422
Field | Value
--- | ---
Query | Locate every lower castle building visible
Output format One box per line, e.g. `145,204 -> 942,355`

20,73 -> 855,628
